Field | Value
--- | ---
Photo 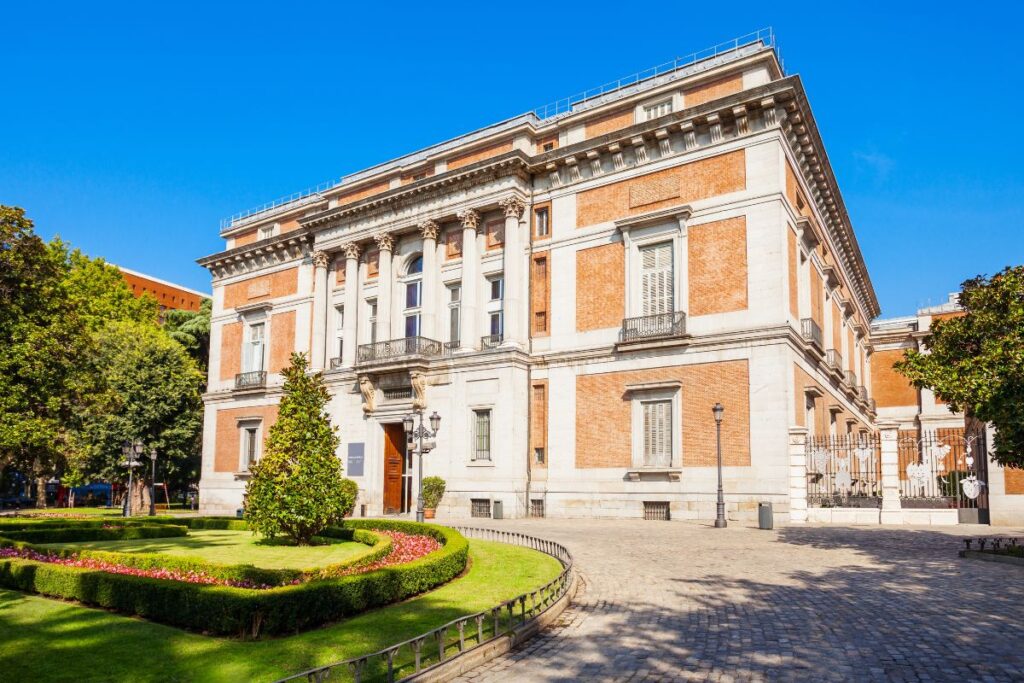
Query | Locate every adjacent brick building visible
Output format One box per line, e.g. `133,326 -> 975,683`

198,32 -> 898,522
118,266 -> 208,314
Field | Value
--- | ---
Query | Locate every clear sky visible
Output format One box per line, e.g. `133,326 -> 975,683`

3,2 -> 1021,316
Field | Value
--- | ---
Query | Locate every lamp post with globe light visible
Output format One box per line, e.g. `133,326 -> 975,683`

402,410 -> 441,523
120,440 -> 145,517
713,403 -> 727,528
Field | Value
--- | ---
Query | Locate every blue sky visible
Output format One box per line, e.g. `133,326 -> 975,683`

3,2 -> 1021,316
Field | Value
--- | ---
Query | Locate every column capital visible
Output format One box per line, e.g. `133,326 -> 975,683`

498,196 -> 526,220
312,250 -> 331,269
457,208 -> 481,232
418,219 -> 440,241
342,242 -> 362,261
373,232 -> 395,252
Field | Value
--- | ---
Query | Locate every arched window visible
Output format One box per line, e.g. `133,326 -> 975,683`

404,254 -> 423,337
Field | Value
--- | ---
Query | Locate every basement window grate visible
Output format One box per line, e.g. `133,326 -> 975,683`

471,498 -> 492,518
382,387 -> 412,400
643,501 -> 671,521
530,499 -> 545,518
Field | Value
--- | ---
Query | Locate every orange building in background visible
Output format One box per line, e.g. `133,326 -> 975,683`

117,266 -> 208,313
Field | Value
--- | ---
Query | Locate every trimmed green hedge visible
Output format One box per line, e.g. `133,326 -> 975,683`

0,519 -> 468,637
0,525 -> 188,544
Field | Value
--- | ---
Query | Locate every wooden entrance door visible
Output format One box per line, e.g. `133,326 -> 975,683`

382,424 -> 406,514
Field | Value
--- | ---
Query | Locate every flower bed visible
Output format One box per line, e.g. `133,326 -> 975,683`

0,518 -> 468,636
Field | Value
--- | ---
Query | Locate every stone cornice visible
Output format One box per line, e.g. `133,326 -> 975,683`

196,231 -> 314,280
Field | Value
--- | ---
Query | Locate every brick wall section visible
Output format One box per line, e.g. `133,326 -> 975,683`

279,218 -> 301,233
484,220 -> 504,251
793,364 -> 828,435
338,180 -> 390,206
219,321 -> 242,381
223,267 -> 299,310
444,230 -> 462,260
847,328 -> 856,373
233,230 -> 258,248
531,253 -> 551,337
213,405 -> 279,473
269,310 -> 296,372
1005,467 -> 1024,494
689,216 -> 747,316
832,301 -> 842,350
788,227 -> 799,318
366,249 -> 379,278
536,134 -> 558,151
531,381 -> 548,469
447,141 -> 514,171
585,108 -> 635,139
577,150 -> 746,227
575,360 -> 751,468
871,348 -> 919,408
810,267 -> 823,331
334,260 -> 345,287
683,74 -> 743,108
785,161 -> 811,217
576,242 -> 624,331
532,201 -> 551,242
121,271 -> 205,312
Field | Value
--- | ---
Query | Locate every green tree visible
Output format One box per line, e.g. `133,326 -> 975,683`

163,297 -> 212,374
71,321 -> 204,514
895,265 -> 1024,467
245,353 -> 350,544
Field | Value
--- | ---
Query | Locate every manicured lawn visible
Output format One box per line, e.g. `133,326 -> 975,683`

0,539 -> 563,682
40,529 -> 368,570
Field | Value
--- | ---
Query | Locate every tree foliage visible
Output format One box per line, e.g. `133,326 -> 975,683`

163,297 -> 211,375
245,353 -> 350,544
895,266 -> 1024,467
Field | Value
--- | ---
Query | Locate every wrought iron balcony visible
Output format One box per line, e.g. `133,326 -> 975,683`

329,357 -> 345,369
620,311 -> 687,343
844,370 -> 857,387
481,333 -> 504,350
800,318 -> 823,351
442,341 -> 460,357
825,349 -> 843,371
234,370 -> 267,390
356,336 -> 442,365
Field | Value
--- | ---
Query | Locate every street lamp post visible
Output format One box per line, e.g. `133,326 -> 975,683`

713,403 -> 727,529
120,440 -> 145,517
403,409 -> 441,523
148,448 -> 158,516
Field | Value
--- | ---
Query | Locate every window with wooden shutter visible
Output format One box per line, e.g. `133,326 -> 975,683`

640,242 -> 674,316
642,400 -> 673,467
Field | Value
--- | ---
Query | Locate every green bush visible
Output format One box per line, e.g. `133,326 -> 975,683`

0,520 -> 468,637
421,476 -> 446,509
0,525 -> 188,544
339,478 -> 359,518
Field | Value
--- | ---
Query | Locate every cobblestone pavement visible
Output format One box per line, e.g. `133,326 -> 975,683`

449,519 -> 1024,682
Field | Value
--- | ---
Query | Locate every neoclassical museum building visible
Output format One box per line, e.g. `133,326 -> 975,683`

197,32 -> 1021,524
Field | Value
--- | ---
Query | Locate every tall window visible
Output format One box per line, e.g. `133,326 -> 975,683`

534,207 -> 550,238
240,423 -> 260,470
447,284 -> 461,344
642,400 -> 672,467
244,322 -> 265,372
643,99 -> 672,121
640,242 -> 673,316
487,276 -> 503,338
805,395 -> 817,435
258,224 -> 276,240
366,299 -> 378,344
473,409 -> 492,461
404,255 -> 423,338
334,305 -> 345,360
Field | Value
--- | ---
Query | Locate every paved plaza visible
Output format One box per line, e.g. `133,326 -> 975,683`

450,518 -> 1024,682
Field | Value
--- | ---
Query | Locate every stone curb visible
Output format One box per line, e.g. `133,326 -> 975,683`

960,550 -> 1024,567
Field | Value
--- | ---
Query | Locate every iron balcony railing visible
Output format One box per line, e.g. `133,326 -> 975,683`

234,371 -> 267,390
825,349 -> 843,371
481,333 -> 503,350
443,341 -> 460,356
800,318 -> 824,351
857,386 -> 869,403
621,311 -> 687,343
356,336 -> 442,365
844,370 -> 857,388
329,357 -> 345,369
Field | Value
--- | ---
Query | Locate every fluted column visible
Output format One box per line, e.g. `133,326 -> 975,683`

341,242 -> 361,367
311,250 -> 330,370
418,220 -> 439,340
457,209 -> 480,351
498,196 -> 526,348
374,232 -> 395,341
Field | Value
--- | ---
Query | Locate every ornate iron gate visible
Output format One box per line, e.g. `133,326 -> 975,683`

897,428 -> 989,524
806,434 -> 882,508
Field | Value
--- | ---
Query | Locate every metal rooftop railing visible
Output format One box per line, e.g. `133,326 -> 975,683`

532,28 -> 779,120
220,28 -> 780,232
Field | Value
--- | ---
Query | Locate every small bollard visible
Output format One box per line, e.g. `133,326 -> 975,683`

964,539 -> 973,550
758,502 -> 773,530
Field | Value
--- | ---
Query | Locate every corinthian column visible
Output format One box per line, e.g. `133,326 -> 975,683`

341,242 -> 361,367
457,208 -> 480,351
419,220 -> 439,340
498,196 -> 526,348
311,250 -> 330,370
374,232 -> 395,341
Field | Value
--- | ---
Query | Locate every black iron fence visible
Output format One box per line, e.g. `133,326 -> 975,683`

898,429 -> 988,517
234,370 -> 267,390
620,311 -> 686,343
806,434 -> 881,507
276,528 -> 574,683
480,333 -> 503,350
357,336 -> 442,364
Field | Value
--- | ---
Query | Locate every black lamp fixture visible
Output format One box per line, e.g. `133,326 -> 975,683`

403,409 -> 442,522
712,403 -> 727,529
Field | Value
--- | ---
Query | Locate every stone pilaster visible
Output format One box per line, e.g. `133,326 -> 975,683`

498,196 -> 525,348
419,220 -> 439,340
341,242 -> 361,367
456,209 -> 480,351
789,426 -> 809,524
310,250 -> 330,370
374,232 -> 395,342
878,421 -> 903,524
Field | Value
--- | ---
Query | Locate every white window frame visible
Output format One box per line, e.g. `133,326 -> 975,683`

242,318 -> 267,373
642,98 -> 673,121
403,254 -> 423,339
366,298 -> 378,344
447,283 -> 461,344
629,387 -> 681,469
534,206 -> 550,238
333,304 -> 345,361
238,419 -> 263,471
258,223 -> 278,240
635,92 -> 682,124
622,219 -> 687,319
488,275 -> 504,302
